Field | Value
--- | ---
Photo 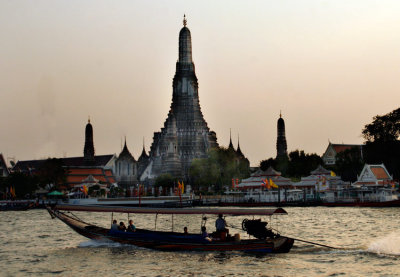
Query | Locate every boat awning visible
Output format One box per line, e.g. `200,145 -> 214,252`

54,204 -> 288,216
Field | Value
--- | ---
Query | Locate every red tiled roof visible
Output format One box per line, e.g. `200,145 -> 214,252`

67,168 -> 104,175
370,167 -> 390,179
67,175 -> 109,183
65,167 -> 116,187
105,170 -> 113,176
332,145 -> 355,153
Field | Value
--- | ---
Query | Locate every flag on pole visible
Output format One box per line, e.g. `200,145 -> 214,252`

81,185 -> 88,195
10,187 -> 16,198
262,179 -> 270,190
177,181 -> 184,195
269,179 -> 278,189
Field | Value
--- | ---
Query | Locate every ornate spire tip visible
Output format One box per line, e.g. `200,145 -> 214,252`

183,14 -> 187,27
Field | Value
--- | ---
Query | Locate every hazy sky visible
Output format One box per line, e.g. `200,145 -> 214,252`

1,1 -> 400,166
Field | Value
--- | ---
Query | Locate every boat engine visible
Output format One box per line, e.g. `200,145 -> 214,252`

242,219 -> 276,239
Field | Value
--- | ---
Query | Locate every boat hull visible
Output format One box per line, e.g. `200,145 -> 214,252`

47,207 -> 294,253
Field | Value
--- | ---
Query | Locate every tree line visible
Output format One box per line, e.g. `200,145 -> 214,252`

0,158 -> 67,199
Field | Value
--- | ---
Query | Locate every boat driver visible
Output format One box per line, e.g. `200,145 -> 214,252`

215,214 -> 228,233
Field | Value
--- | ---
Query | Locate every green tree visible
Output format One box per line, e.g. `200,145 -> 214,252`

334,147 -> 364,182
37,158 -> 68,189
155,173 -> 177,188
286,150 -> 322,178
261,150 -> 322,179
189,147 -> 250,193
260,156 -> 289,175
362,107 -> 400,179
362,107 -> 400,142
3,172 -> 38,198
363,141 -> 400,180
259,158 -> 276,171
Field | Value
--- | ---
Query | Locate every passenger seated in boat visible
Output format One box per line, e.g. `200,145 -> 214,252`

127,220 -> 136,232
183,226 -> 188,235
201,226 -> 212,242
118,221 -> 127,231
111,219 -> 118,230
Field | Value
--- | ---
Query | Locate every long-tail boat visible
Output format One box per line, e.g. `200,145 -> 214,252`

47,204 -> 294,253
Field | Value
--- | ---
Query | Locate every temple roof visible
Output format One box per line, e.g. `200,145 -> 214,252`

236,144 -> 243,157
67,167 -> 115,186
118,139 -> 135,161
329,143 -> 363,154
0,153 -> 9,175
310,165 -> 331,175
81,174 -> 99,184
13,155 -> 115,172
370,166 -> 390,179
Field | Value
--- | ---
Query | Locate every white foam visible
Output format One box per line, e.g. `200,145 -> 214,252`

368,232 -> 400,256
78,240 -> 123,248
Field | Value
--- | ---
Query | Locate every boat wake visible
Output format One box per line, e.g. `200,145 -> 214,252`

78,240 -> 124,248
367,232 -> 400,256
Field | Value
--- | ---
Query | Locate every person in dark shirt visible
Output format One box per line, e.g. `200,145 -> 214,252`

118,221 -> 127,231
127,219 -> 136,232
215,214 -> 228,232
201,226 -> 212,241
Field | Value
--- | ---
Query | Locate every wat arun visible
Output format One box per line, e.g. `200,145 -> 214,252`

141,16 -> 219,180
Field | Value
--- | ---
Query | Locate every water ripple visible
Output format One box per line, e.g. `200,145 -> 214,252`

1,208 -> 400,276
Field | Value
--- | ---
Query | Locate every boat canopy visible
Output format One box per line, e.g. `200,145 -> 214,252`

54,204 -> 288,216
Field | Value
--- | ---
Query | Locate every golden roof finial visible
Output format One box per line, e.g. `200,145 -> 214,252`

183,14 -> 187,27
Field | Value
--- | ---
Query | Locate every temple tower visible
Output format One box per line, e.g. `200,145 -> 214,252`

137,138 -> 150,177
228,129 -> 235,151
276,112 -> 288,158
146,16 -> 218,179
115,138 -> 137,188
236,134 -> 244,157
83,118 -> 95,164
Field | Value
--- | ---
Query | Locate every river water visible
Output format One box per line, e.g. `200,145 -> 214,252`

1,207 -> 399,276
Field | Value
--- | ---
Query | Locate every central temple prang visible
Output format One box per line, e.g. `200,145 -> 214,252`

140,17 -> 219,181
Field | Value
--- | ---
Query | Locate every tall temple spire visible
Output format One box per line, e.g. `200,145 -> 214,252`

276,112 -> 288,158
119,136 -> 135,161
236,133 -> 244,157
178,16 -> 193,65
146,18 -> 218,179
83,118 -> 95,164
228,129 -> 234,150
